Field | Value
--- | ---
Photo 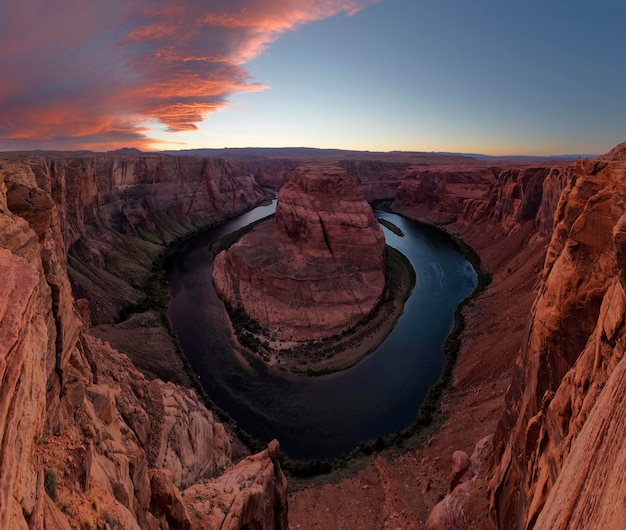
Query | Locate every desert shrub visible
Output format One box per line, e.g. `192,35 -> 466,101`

104,512 -> 117,529
44,467 -> 58,501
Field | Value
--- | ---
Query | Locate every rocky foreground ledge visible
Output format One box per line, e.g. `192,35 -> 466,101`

213,163 -> 387,347
0,155 -> 287,530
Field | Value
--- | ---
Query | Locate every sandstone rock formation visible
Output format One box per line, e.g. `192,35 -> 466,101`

426,437 -> 492,530
490,145 -> 626,528
395,165 -> 573,237
6,143 -> 626,530
4,154 -> 271,324
0,156 -> 287,529
395,168 -> 499,225
213,163 -> 386,342
185,439 -> 288,530
250,158 -> 410,201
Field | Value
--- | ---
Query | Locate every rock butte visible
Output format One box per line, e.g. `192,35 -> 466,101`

213,163 -> 386,342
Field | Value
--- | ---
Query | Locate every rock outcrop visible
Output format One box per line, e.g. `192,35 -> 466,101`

0,156 -> 287,529
490,144 -> 626,528
185,439 -> 288,530
426,437 -> 492,530
395,165 -> 573,237
395,168 -> 499,225
213,163 -> 386,342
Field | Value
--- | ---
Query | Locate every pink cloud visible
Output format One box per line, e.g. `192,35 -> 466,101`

0,0 -> 377,151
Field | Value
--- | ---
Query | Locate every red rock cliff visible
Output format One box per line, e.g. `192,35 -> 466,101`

0,156 -> 287,529
213,163 -> 386,342
490,144 -> 626,529
9,154 -> 271,324
250,158 -> 409,200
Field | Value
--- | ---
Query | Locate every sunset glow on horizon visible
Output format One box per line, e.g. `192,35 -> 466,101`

1,0 -> 624,156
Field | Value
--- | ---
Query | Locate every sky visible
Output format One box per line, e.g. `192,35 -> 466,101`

1,0 -> 625,155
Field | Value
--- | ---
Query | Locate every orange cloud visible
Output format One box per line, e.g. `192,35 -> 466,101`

0,0 -> 378,151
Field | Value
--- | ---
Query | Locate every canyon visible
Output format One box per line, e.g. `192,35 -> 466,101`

1,145 -> 625,529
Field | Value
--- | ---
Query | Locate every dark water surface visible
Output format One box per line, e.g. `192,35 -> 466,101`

165,203 -> 477,459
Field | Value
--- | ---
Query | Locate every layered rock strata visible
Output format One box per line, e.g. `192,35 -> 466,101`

249,158 -> 410,201
0,158 -> 287,529
213,163 -> 386,342
490,144 -> 626,528
3,154 -> 271,324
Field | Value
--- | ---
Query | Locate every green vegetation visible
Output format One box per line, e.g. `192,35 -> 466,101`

104,512 -> 117,529
222,244 -> 415,375
278,213 -> 492,481
110,217 -> 250,430
378,218 -> 404,237
44,467 -> 58,501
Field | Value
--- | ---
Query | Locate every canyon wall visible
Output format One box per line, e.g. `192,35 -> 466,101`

289,158 -> 579,529
11,154 -> 271,324
391,161 -> 576,529
249,158 -> 409,201
398,147 -> 626,528
0,156 -> 286,529
490,145 -> 626,529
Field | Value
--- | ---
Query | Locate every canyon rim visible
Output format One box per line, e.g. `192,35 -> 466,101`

1,145 -> 626,529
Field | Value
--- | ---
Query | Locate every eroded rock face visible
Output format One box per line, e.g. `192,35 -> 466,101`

490,145 -> 626,529
426,437 -> 492,530
184,440 -> 288,530
213,163 -> 386,342
249,158 -> 408,201
0,158 -> 287,530
394,165 -> 573,236
7,154 -> 271,324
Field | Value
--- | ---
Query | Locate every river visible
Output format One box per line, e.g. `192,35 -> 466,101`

165,202 -> 477,460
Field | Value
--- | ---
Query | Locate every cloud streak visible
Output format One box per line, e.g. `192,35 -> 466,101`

0,0 -> 376,150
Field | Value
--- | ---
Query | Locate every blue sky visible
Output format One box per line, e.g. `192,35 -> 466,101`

1,0 -> 624,155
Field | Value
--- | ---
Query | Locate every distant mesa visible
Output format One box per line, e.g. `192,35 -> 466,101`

107,147 -> 143,154
212,162 -> 386,344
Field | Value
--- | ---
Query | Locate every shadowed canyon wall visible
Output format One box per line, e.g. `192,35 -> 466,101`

22,154 -> 271,324
0,155 -> 286,529
3,146 -> 626,529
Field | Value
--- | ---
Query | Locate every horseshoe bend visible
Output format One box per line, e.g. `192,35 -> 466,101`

2,145 -> 626,529
211,163 -> 419,372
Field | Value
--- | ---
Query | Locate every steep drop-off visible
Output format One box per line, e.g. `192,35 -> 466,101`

0,156 -> 286,529
490,144 -> 626,529
213,163 -> 386,343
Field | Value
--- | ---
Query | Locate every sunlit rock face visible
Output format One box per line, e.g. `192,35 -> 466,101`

490,143 -> 626,529
0,158 -> 287,530
213,163 -> 386,342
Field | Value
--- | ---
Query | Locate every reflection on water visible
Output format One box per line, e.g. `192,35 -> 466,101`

166,204 -> 477,459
